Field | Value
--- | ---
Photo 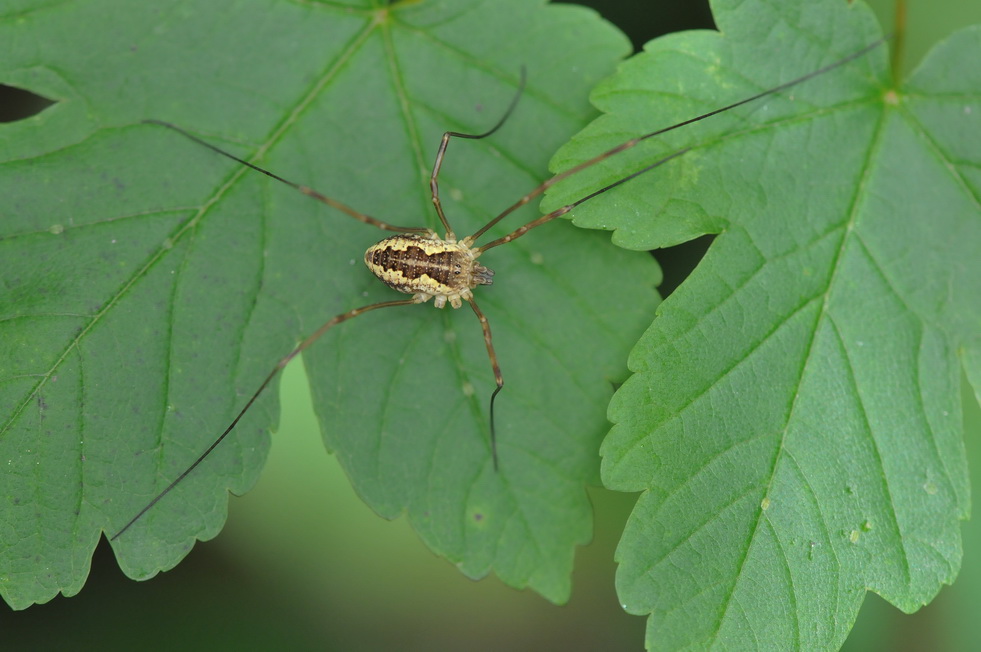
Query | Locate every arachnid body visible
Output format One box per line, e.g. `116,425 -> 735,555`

364,233 -> 494,308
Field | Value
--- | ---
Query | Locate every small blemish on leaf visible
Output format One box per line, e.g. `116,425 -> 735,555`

923,481 -> 938,495
48,224 -> 64,235
884,89 -> 899,105
862,520 -> 872,531
449,188 -> 463,202
530,252 -> 544,265
760,497 -> 771,511
849,530 -> 860,544
473,512 -> 483,522
462,382 -> 475,397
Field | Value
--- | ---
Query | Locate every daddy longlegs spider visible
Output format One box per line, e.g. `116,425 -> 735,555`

112,37 -> 886,541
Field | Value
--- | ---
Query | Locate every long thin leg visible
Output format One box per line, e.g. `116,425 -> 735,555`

143,119 -> 429,235
476,147 -> 691,253
466,296 -> 503,470
464,36 -> 888,248
111,296 -> 423,541
429,68 -> 527,240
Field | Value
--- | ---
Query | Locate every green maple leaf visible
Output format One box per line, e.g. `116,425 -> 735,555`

4,2 -> 978,649
0,0 -> 652,608
546,0 -> 980,649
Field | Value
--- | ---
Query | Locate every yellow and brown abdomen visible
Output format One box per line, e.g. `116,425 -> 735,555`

364,234 -> 493,308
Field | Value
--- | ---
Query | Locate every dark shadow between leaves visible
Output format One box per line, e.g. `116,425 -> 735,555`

0,84 -> 56,123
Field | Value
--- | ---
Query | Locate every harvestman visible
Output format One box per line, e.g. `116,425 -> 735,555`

112,37 -> 886,540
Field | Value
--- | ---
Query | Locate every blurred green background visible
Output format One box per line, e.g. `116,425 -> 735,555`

4,1 -> 980,649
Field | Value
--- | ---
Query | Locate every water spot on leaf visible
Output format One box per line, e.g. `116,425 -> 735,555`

808,541 -> 819,560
